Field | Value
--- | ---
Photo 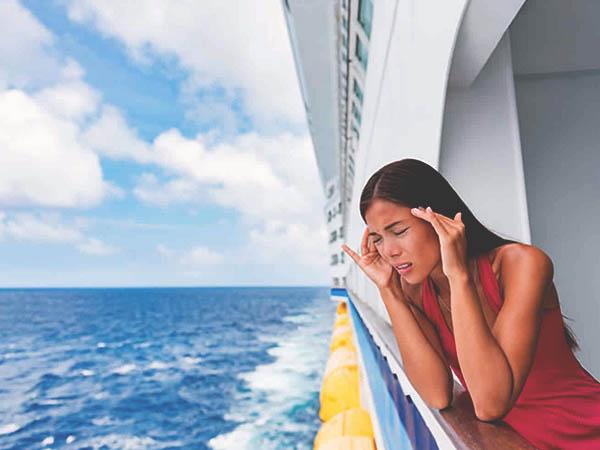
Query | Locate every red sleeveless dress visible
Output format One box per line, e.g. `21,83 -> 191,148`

421,252 -> 600,450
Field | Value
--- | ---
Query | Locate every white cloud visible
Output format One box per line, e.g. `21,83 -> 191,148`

34,70 -> 101,122
0,0 -> 62,89
0,211 -> 81,243
157,244 -> 224,266
77,238 -> 118,256
0,2 -> 117,210
0,89 -> 109,208
84,114 -> 329,268
0,1 -> 329,281
64,0 -> 304,127
133,173 -> 203,207
82,105 -> 153,162
83,112 -> 323,224
247,219 -> 328,267
0,211 -> 118,256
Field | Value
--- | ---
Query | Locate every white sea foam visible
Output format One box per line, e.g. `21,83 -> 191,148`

113,364 -> 136,375
80,369 -> 95,377
0,423 -> 21,435
181,356 -> 202,366
38,399 -> 62,406
96,342 -> 106,348
41,436 -> 54,446
147,361 -> 169,370
208,423 -> 257,450
283,313 -> 313,324
209,301 -> 334,450
66,434 -> 76,444
80,433 -> 181,449
91,416 -> 114,426
93,391 -> 108,400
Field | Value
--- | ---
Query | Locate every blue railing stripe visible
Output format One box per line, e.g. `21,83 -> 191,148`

342,289 -> 439,450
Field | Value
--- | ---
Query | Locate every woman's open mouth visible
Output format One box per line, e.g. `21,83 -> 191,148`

394,263 -> 413,275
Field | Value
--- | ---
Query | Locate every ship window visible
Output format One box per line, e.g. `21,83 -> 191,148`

338,202 -> 342,213
329,230 -> 338,243
331,254 -> 339,266
353,79 -> 364,103
358,0 -> 373,38
339,226 -> 344,238
340,251 -> 345,263
355,35 -> 369,71
352,102 -> 362,125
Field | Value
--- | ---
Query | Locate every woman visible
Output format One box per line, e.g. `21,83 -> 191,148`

341,158 -> 600,450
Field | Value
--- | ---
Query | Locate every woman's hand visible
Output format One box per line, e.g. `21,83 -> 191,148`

341,227 -> 402,292
410,206 -> 468,281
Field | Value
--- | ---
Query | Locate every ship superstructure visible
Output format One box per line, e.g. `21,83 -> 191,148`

284,1 -> 600,448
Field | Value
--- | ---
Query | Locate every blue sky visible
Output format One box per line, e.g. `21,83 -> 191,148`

0,0 -> 328,287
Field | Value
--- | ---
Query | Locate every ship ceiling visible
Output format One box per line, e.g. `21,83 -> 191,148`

510,0 -> 600,77
448,0 -> 526,88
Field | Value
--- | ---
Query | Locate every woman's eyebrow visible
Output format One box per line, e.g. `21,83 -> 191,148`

368,220 -> 407,236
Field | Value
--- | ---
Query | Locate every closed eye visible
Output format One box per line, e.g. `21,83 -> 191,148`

372,228 -> 408,245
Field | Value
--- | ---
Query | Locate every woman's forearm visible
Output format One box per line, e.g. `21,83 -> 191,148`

379,286 -> 453,409
449,273 -> 513,419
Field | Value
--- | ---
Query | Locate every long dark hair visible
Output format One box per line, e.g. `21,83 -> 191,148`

359,158 -> 579,351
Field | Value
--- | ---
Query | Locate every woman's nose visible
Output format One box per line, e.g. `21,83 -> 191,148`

381,239 -> 402,258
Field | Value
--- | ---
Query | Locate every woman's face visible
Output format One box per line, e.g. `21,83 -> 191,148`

364,198 -> 441,284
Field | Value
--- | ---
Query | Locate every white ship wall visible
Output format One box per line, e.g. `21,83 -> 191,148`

282,1 -> 339,186
347,0 -> 469,322
508,0 -> 600,378
440,35 -> 530,244
346,0 -> 599,380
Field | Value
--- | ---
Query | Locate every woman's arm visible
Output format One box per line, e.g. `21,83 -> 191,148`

450,244 -> 552,421
342,228 -> 453,410
379,283 -> 454,409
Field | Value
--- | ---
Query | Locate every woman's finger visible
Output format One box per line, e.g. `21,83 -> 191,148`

341,244 -> 361,264
435,211 -> 461,230
411,206 -> 448,237
360,227 -> 370,256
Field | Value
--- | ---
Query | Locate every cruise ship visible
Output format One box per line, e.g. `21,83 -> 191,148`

283,1 -> 600,449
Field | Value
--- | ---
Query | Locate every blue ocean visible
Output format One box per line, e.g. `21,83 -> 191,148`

0,287 -> 335,450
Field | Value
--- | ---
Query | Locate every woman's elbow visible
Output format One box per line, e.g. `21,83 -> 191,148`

425,390 -> 453,410
473,402 -> 510,422
431,398 -> 452,411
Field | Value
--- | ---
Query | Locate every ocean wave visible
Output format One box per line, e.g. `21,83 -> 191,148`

78,433 -> 181,450
209,302 -> 334,450
112,363 -> 137,375
0,423 -> 21,435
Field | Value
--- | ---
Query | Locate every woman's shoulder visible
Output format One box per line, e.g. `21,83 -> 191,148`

490,242 -> 557,308
492,242 -> 553,276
